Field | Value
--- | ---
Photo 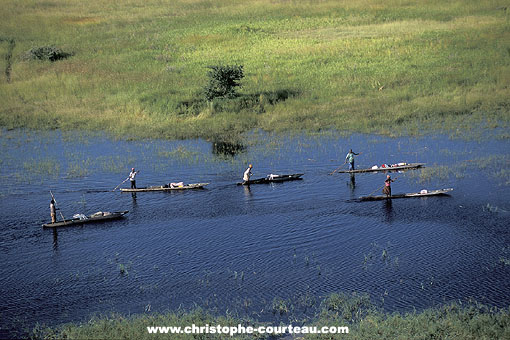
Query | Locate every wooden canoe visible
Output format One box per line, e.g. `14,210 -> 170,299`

337,163 -> 425,173
42,211 -> 129,228
120,183 -> 209,192
357,188 -> 453,201
237,173 -> 304,185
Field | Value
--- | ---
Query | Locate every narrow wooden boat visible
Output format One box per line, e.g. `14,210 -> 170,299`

358,188 -> 453,201
42,211 -> 129,228
120,183 -> 209,192
337,163 -> 425,173
237,173 -> 304,185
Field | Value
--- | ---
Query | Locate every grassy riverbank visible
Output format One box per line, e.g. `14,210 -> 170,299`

34,295 -> 510,339
1,0 -> 509,140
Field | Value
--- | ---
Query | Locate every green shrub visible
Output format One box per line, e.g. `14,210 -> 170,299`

204,65 -> 244,101
24,46 -> 73,62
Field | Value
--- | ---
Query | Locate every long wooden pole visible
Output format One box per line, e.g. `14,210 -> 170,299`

50,190 -> 66,224
329,161 -> 346,175
112,177 -> 129,191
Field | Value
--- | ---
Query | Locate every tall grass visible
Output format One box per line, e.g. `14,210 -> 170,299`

1,0 -> 509,140
33,294 -> 510,340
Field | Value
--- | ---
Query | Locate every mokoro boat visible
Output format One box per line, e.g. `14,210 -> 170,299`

42,211 -> 129,228
357,188 -> 453,201
120,183 -> 209,192
337,163 -> 425,173
237,173 -> 304,185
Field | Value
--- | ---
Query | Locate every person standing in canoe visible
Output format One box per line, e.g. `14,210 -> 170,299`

345,149 -> 360,171
243,164 -> 253,184
128,168 -> 139,189
50,199 -> 58,223
383,175 -> 395,197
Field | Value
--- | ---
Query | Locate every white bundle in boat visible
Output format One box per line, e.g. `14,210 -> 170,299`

73,213 -> 87,220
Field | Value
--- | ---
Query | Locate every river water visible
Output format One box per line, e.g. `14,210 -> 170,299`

0,130 -> 509,338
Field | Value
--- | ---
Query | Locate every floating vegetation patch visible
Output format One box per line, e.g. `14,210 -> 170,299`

23,46 -> 73,62
157,145 -> 203,164
66,159 -> 92,178
466,155 -> 510,185
98,155 -> 137,174
362,242 -> 398,270
22,158 -> 60,178
272,297 -> 290,315
407,165 -> 458,184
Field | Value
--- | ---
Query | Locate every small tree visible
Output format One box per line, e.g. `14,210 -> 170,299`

204,64 -> 244,101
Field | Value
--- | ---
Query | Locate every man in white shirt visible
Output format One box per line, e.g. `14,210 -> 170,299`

129,168 -> 139,189
243,164 -> 253,184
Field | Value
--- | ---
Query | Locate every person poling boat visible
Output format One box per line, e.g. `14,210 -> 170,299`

383,175 -> 396,197
50,199 -> 58,223
242,164 -> 253,184
128,168 -> 139,189
50,191 -> 66,224
345,149 -> 360,171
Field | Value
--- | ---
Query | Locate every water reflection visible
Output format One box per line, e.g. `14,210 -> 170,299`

383,199 -> 393,224
349,173 -> 356,189
52,229 -> 59,251
211,140 -> 246,157
243,185 -> 252,200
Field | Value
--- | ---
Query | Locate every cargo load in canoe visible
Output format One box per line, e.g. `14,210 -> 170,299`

120,183 -> 209,192
43,211 -> 129,228
337,163 -> 425,173
237,173 -> 303,185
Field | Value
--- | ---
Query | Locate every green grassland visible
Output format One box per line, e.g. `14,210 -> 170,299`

1,0 -> 509,140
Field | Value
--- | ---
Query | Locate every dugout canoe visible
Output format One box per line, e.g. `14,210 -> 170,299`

337,163 -> 425,173
120,183 -> 209,192
237,173 -> 304,185
42,211 -> 129,228
357,188 -> 453,201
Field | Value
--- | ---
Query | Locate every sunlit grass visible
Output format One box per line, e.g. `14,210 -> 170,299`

1,0 -> 509,140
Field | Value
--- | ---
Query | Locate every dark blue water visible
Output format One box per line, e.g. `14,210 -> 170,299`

0,130 -> 509,338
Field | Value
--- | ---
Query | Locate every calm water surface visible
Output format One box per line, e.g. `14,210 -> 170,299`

0,130 -> 509,338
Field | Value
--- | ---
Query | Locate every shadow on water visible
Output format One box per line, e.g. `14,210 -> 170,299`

52,229 -> 59,251
383,199 -> 393,223
349,173 -> 356,191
